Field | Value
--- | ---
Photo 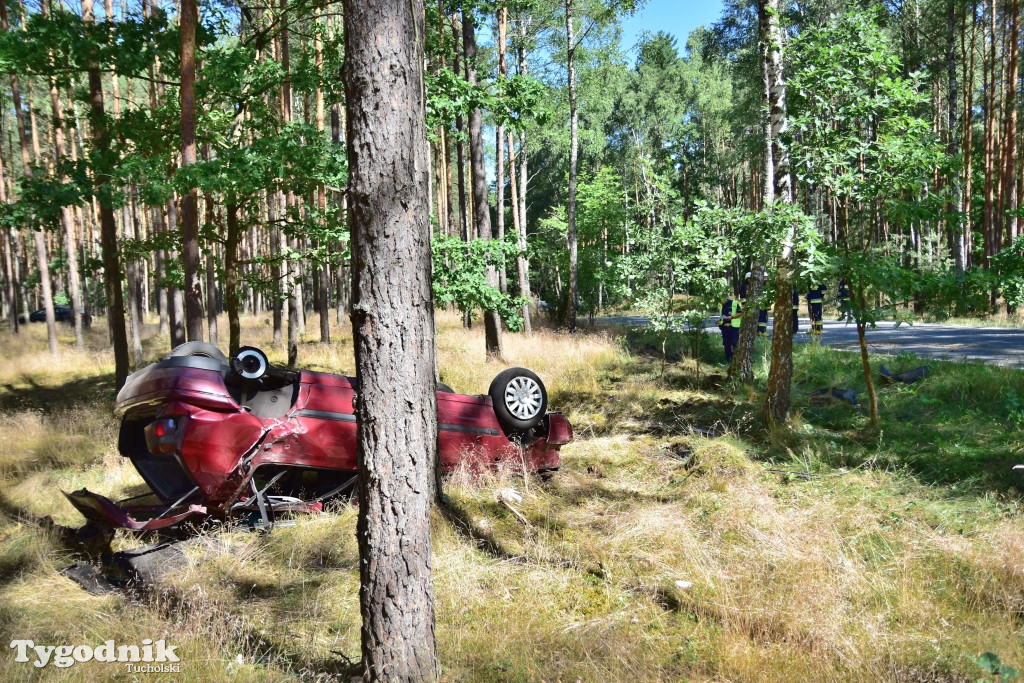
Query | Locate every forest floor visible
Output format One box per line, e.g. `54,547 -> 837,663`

0,313 -> 1021,682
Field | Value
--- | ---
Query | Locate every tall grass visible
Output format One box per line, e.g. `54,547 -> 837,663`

0,312 -> 1020,681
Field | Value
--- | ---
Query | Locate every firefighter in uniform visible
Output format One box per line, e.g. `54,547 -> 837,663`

807,282 -> 826,334
719,294 -> 742,361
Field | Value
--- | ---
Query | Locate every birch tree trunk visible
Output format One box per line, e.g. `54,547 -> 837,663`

496,5 -> 508,295
760,0 -> 798,426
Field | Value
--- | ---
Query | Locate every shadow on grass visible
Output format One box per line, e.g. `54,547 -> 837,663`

780,362 -> 1024,495
438,498 -> 519,562
0,371 -> 117,414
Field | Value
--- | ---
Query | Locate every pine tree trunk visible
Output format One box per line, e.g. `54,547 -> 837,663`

205,202 -> 219,347
982,0 -> 997,269
82,0 -> 130,386
463,9 -> 503,359
180,0 -> 204,341
341,0 -> 439,677
565,0 -> 579,331
961,0 -> 978,274
2,3 -> 58,356
508,132 -> 532,335
42,0 -> 84,348
0,140 -> 17,335
279,3 -> 299,365
167,197 -> 186,347
225,203 -> 241,355
315,18 -> 331,344
515,14 -> 532,334
1001,0 -> 1019,244
948,0 -> 966,276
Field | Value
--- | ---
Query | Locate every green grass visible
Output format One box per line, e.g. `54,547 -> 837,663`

0,313 -> 1021,681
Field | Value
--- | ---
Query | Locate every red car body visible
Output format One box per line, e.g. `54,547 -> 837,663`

66,350 -> 571,531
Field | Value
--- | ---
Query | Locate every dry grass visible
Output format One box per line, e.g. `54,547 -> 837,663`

0,311 -> 1020,681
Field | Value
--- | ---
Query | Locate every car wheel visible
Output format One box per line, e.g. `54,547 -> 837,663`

167,341 -> 229,365
488,367 -> 547,432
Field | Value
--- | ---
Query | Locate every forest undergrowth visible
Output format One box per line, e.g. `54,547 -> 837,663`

0,312 -> 1021,682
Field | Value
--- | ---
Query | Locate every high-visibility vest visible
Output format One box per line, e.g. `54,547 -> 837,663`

730,300 -> 742,328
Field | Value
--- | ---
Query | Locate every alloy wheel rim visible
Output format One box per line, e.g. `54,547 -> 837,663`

504,376 -> 542,420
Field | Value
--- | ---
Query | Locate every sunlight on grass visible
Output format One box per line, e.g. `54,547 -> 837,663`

0,312 -> 1021,681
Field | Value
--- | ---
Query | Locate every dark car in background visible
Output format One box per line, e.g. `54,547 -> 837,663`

22,305 -> 76,323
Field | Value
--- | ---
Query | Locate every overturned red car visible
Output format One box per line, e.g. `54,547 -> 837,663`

65,343 -> 572,531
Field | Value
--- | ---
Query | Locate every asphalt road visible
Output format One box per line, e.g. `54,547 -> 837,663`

600,315 -> 1024,368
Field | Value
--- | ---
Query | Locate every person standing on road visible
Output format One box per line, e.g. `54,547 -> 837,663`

837,278 -> 852,322
719,294 -> 742,361
807,282 -> 826,334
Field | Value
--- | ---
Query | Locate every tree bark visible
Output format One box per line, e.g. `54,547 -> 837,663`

82,0 -> 130,386
759,0 -> 797,426
452,14 -> 469,250
315,15 -> 331,344
496,5 -> 508,295
463,9 -> 503,359
167,197 -> 186,347
508,132 -> 532,335
1,2 -> 58,357
0,138 -> 17,335
280,1 -> 299,366
948,0 -> 965,276
180,0 -> 204,341
225,203 -> 241,355
515,13 -> 532,333
1001,0 -> 1019,244
341,0 -> 439,678
730,41 -> 777,383
565,0 -> 579,331
42,0 -> 84,348
205,196 -> 219,347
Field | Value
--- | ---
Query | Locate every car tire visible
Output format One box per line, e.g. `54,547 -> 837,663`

167,341 -> 229,365
488,368 -> 547,432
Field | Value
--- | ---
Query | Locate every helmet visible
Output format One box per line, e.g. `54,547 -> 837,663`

744,272 -> 752,279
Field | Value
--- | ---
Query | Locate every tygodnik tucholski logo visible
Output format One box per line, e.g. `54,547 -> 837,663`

10,639 -> 182,672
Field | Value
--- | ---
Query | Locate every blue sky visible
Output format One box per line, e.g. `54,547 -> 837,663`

619,0 -> 726,57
